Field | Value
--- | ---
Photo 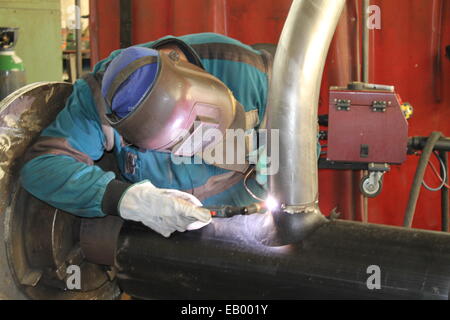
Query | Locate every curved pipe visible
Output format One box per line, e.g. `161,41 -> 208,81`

221,0 -> 346,245
267,0 -> 345,212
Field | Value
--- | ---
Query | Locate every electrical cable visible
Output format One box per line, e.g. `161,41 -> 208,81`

429,152 -> 450,189
428,152 -> 450,188
423,151 -> 448,191
243,167 -> 265,202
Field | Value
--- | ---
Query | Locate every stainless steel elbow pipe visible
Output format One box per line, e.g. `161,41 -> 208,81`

267,0 -> 345,213
263,0 -> 345,244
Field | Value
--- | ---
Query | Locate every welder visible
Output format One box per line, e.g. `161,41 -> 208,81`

19,33 -> 273,237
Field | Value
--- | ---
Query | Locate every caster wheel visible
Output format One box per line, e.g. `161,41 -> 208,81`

360,174 -> 383,198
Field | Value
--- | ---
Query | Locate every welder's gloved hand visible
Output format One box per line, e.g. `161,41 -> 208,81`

118,180 -> 212,237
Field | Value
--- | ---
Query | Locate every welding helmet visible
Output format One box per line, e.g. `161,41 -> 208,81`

101,46 -> 249,166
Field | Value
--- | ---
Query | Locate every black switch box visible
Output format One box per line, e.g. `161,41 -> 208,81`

360,144 -> 369,158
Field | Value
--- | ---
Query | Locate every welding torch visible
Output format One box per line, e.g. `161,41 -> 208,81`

205,202 -> 265,218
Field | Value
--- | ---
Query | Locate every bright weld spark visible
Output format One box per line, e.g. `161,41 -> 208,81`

265,196 -> 279,212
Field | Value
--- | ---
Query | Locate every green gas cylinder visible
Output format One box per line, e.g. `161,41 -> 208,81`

0,27 -> 26,100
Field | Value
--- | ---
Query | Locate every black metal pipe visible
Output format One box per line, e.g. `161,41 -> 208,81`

114,218 -> 450,300
120,0 -> 132,48
441,151 -> 449,232
408,136 -> 450,153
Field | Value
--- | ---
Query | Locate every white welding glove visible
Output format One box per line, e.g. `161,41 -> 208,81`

118,180 -> 212,237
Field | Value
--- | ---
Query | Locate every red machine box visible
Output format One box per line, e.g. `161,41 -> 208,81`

327,84 -> 409,165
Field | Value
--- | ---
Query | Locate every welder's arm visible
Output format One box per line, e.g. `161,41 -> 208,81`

22,152 -> 211,235
20,79 -> 116,218
20,79 -> 211,236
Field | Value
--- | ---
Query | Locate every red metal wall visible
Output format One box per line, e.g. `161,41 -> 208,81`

89,0 -> 450,231
89,0 -> 292,61
368,0 -> 450,230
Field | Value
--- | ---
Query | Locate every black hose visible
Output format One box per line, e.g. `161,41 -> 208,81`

440,151 -> 449,232
403,132 -> 442,228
